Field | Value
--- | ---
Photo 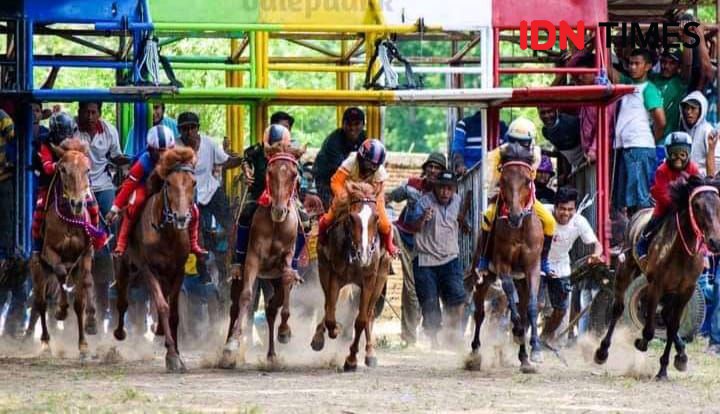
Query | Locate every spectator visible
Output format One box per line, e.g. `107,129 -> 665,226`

177,111 -> 243,288
682,92 -> 717,177
406,170 -> 466,347
538,106 -> 584,176
76,101 -> 128,331
610,49 -> 665,216
124,103 -> 180,155
313,107 -> 366,208
679,17 -> 715,94
386,152 -> 446,346
535,156 -> 557,204
709,259 -> 720,356
542,187 -> 602,346
651,48 -> 687,140
0,109 -> 15,258
452,110 -> 507,175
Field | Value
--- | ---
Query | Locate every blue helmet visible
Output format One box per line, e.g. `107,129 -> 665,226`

664,131 -> 692,157
48,112 -> 76,144
357,139 -> 386,166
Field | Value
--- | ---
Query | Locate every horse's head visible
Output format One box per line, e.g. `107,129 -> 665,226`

499,143 -> 535,229
52,138 -> 91,216
344,182 -> 379,267
672,176 -> 720,254
155,147 -> 197,230
266,144 -> 305,223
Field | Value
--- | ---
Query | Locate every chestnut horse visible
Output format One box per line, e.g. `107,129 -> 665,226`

113,147 -> 197,372
310,182 -> 391,372
221,144 -> 305,368
469,143 -> 544,373
595,176 -> 720,380
29,138 -> 98,358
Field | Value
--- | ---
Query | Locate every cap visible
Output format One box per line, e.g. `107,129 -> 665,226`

433,170 -> 457,186
422,152 -> 447,170
662,47 -> 682,62
178,112 -> 200,127
342,107 -> 365,124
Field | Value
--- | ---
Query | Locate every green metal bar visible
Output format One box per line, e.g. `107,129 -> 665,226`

166,55 -> 230,63
158,36 -> 185,47
152,23 -> 430,34
171,62 -> 250,71
250,33 -> 257,88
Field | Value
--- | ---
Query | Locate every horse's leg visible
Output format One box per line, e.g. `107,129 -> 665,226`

364,262 -> 389,368
595,260 -> 637,364
528,272 -> 542,364
656,294 -> 677,380
277,276 -> 292,344
345,283 -> 371,372
265,278 -> 284,363
145,271 -> 183,373
30,258 -> 51,353
500,274 -> 521,339
226,276 -> 242,342
635,273 -> 663,352
75,253 -> 93,359
44,248 -> 69,322
169,272 -> 184,356
113,257 -> 129,341
311,262 -> 331,351
671,290 -> 694,374
325,270 -> 341,339
466,275 -> 492,371
221,253 -> 259,368
514,278 -> 535,374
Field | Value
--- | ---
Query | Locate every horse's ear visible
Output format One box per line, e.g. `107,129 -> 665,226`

49,143 -> 65,159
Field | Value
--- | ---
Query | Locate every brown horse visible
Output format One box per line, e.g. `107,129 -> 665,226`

112,147 -> 197,372
469,143 -> 544,373
221,144 -> 305,368
595,176 -> 720,380
310,182 -> 391,372
29,138 -> 96,358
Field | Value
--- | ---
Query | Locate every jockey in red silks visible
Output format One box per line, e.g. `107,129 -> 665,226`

31,112 -> 107,254
636,131 -> 701,259
106,125 -> 207,257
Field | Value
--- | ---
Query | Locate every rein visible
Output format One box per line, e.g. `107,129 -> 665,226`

676,185 -> 719,256
51,175 -> 105,240
259,153 -> 299,209
153,163 -> 195,232
498,161 -> 535,221
347,198 -> 378,264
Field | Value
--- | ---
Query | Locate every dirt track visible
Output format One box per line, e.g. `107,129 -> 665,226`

1,322 -> 720,413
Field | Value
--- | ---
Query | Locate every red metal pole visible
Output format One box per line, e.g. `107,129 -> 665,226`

490,27 -> 500,149
498,67 -> 597,74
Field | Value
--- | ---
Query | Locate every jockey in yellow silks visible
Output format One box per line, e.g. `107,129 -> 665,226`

476,117 -> 556,275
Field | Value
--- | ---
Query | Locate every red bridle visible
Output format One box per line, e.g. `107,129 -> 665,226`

259,153 -> 298,208
676,185 -> 719,256
498,161 -> 536,218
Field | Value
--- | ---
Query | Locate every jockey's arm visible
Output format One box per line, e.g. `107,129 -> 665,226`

39,144 -> 56,176
111,154 -> 131,166
110,162 -> 145,213
330,167 -> 350,200
222,154 -> 244,170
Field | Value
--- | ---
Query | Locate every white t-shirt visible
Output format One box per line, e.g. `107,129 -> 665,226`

76,119 -> 122,193
179,134 -> 228,205
547,207 -> 599,277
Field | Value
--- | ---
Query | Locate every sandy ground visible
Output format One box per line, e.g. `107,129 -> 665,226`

1,317 -> 720,414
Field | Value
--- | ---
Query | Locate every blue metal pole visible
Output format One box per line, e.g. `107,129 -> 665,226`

32,89 -> 160,102
22,19 -> 35,257
34,59 -> 133,69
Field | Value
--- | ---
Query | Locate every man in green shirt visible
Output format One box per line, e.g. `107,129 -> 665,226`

650,47 -> 687,162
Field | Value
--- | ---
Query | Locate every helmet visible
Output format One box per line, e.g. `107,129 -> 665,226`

505,117 -> 537,143
664,131 -> 692,157
263,124 -> 292,147
422,152 -> 447,170
357,139 -> 386,166
48,112 -> 76,144
537,155 -> 555,176
146,125 -> 176,150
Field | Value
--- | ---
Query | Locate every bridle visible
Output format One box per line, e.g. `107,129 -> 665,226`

265,153 -> 299,210
498,161 -> 535,228
155,164 -> 195,231
51,161 -> 105,240
676,185 -> 719,256
347,198 -> 378,264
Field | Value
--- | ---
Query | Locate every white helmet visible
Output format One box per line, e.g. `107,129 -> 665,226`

146,125 -> 176,150
505,117 -> 537,143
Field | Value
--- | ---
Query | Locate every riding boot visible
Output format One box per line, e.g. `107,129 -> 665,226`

235,224 -> 251,265
541,235 -> 553,276
474,229 -> 491,273
636,216 -> 662,260
31,209 -> 45,243
380,229 -> 398,257
113,216 -> 134,256
189,205 -> 208,257
318,215 -> 330,245
86,203 -> 108,251
292,231 -> 306,271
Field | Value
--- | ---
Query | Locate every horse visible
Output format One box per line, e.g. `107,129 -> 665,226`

310,182 -> 391,372
112,147 -> 197,373
468,143 -> 545,373
29,138 -> 98,358
221,143 -> 305,368
595,176 -> 720,380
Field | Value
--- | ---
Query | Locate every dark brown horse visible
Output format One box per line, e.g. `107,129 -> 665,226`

113,147 -> 197,372
311,182 -> 391,371
221,144 -> 305,368
595,176 -> 720,380
469,144 -> 544,373
29,138 -> 96,358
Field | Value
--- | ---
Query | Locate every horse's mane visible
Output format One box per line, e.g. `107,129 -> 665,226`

335,182 -> 376,220
59,138 -> 89,155
500,142 -> 535,165
669,175 -> 720,212
147,147 -> 197,193
265,142 -> 305,160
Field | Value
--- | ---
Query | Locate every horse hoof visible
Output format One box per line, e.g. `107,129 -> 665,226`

310,335 -> 325,352
464,353 -> 482,371
634,338 -> 648,352
84,319 -> 98,336
40,341 -> 51,357
520,363 -> 537,374
594,348 -> 609,365
278,329 -> 292,344
343,361 -> 357,373
655,373 -> 669,382
113,329 -> 127,341
674,354 -> 688,372
365,356 -> 378,368
165,355 -> 187,373
54,308 -> 68,321
328,323 -> 342,339
530,350 -> 543,363
219,349 -> 237,370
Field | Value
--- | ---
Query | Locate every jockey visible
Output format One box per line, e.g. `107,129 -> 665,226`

31,112 -> 107,253
236,124 -> 309,272
106,125 -> 206,257
636,131 -> 700,259
475,117 -> 556,275
317,138 -> 398,256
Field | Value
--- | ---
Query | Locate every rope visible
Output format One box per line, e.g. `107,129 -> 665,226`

136,37 -> 161,86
